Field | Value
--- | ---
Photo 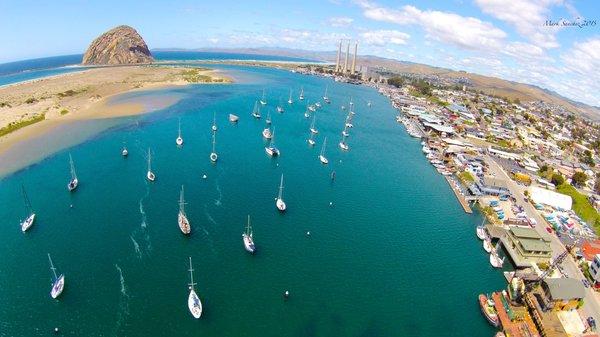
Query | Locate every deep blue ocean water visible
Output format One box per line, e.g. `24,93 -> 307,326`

0,56 -> 505,337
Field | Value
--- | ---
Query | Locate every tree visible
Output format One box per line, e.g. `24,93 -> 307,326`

387,76 -> 404,88
551,173 -> 565,186
571,171 -> 588,187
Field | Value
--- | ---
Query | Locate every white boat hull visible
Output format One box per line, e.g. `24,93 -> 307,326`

229,114 -> 239,123
67,178 -> 78,191
490,254 -> 504,268
50,274 -> 65,299
147,171 -> 156,182
210,152 -> 218,162
319,155 -> 329,164
476,226 -> 486,240
276,198 -> 286,212
262,129 -> 272,139
176,137 -> 184,146
339,142 -> 349,151
188,289 -> 203,319
265,147 -> 280,157
310,128 -> 318,134
260,100 -> 267,106
243,234 -> 256,253
21,213 -> 35,232
483,239 -> 492,253
179,212 -> 191,235
307,139 -> 315,146
252,113 -> 261,119
122,149 -> 128,156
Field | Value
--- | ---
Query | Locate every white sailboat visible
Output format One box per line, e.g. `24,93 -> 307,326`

483,238 -> 492,253
260,89 -> 267,105
266,110 -> 272,125
341,124 -> 350,137
367,100 -> 372,107
299,86 -> 304,100
476,225 -> 486,240
339,133 -> 349,151
229,114 -> 239,123
287,89 -> 293,104
490,245 -> 505,268
319,137 -> 329,164
275,174 -> 286,212
212,112 -> 218,132
48,254 -> 65,299
304,102 -> 311,118
146,148 -> 156,181
187,257 -> 203,319
276,98 -> 284,113
176,119 -> 184,146
315,102 -> 322,108
251,101 -> 261,119
307,130 -> 316,146
20,184 -> 35,232
121,142 -> 128,157
265,130 -> 280,157
210,131 -> 218,162
309,114 -> 318,134
67,154 -> 78,191
242,215 -> 256,254
308,105 -> 316,112
178,185 -> 191,235
262,125 -> 272,139
322,86 -> 330,103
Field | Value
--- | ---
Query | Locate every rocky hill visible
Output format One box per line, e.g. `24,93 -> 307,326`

82,25 -> 153,65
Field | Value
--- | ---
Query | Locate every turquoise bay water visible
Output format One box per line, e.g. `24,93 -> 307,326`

0,65 -> 505,336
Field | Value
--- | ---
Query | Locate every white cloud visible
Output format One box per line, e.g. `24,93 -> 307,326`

360,30 -> 410,46
474,0 -> 563,48
356,1 -> 506,52
562,37 -> 600,75
328,16 -> 354,27
208,38 -> 219,44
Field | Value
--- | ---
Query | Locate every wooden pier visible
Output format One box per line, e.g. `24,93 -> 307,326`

445,176 -> 473,213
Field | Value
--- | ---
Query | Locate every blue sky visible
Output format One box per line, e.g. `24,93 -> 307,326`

0,0 -> 599,106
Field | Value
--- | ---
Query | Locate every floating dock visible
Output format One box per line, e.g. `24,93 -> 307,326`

445,176 -> 473,213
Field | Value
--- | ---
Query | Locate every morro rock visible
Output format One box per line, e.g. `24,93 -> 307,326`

82,25 -> 153,65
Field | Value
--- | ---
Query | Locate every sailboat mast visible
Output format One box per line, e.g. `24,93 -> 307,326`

147,149 -> 152,171
188,257 -> 196,289
246,215 -> 252,236
321,137 -> 327,156
278,174 -> 284,200
69,154 -> 77,180
178,119 -> 182,138
21,185 -> 32,212
179,185 -> 185,214
48,254 -> 58,280
289,89 -> 292,100
212,131 -> 216,153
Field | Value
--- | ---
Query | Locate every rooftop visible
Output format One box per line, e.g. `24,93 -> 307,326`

543,278 -> 585,300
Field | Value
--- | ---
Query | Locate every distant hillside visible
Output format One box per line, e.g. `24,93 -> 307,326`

158,47 -> 599,121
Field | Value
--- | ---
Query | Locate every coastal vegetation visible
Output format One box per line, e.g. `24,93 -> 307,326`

0,102 -> 11,108
180,68 -> 220,83
0,113 -> 45,137
556,183 -> 600,230
57,88 -> 88,98
60,108 -> 69,115
25,97 -> 38,104
479,205 -> 500,224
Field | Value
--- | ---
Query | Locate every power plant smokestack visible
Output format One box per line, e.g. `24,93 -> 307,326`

335,40 -> 342,73
351,41 -> 358,74
343,40 -> 350,73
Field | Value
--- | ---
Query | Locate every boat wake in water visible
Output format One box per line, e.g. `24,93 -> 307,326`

114,264 -> 130,336
129,189 -> 152,257
130,235 -> 141,259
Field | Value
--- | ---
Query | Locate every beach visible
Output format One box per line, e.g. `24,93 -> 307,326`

0,65 -> 229,157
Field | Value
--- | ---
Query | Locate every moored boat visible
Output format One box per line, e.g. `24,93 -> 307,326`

187,257 -> 203,319
476,226 -> 486,240
483,238 -> 492,253
259,89 -> 267,105
229,114 -> 239,123
48,254 -> 65,299
251,101 -> 261,119
275,174 -> 286,212
146,148 -> 156,181
178,185 -> 191,235
67,154 -> 79,191
265,130 -> 280,157
20,185 -> 36,232
243,215 -> 256,253
319,137 -> 329,164
176,118 -> 184,146
478,294 -> 499,327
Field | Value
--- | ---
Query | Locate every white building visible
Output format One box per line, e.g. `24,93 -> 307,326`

590,254 -> 600,285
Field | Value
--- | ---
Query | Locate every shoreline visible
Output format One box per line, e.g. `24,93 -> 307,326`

0,65 -> 230,161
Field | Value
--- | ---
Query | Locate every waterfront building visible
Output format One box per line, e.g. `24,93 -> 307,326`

500,226 -> 552,268
539,278 -> 584,311
589,253 -> 600,286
